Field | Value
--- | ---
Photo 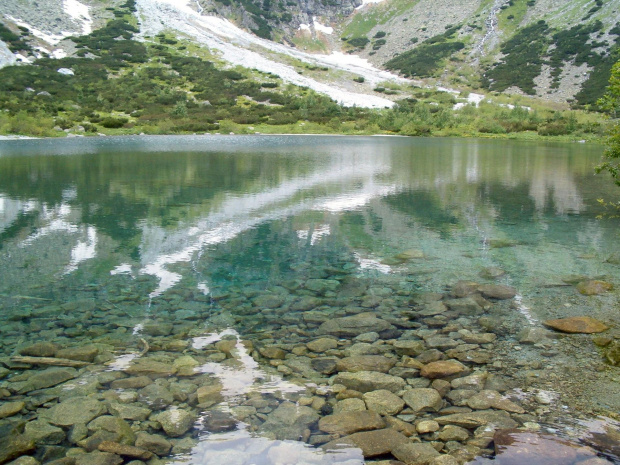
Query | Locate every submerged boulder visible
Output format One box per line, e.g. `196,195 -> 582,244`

318,314 -> 393,337
543,316 -> 609,334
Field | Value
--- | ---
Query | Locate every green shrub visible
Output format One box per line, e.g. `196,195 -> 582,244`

385,42 -> 464,77
347,37 -> 369,48
537,122 -> 571,136
100,117 -> 129,128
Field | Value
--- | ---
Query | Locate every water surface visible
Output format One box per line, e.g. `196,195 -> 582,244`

0,135 -> 618,464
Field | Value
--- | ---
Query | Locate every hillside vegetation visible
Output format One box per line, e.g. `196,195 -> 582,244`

0,0 -> 616,140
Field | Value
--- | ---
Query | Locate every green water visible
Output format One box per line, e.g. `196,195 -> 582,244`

0,135 -> 618,464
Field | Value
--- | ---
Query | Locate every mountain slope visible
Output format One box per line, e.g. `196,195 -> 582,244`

0,0 -> 619,108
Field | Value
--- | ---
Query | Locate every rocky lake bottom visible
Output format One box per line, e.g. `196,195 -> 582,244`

0,261 -> 619,465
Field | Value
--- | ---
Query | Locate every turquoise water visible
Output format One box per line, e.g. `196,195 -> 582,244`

0,135 -> 618,464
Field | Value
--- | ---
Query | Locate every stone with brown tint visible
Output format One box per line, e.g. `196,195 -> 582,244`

576,280 -> 613,295
318,410 -> 385,436
493,429 -> 602,464
543,316 -> 609,334
420,360 -> 467,379
336,356 -> 396,373
98,441 -> 154,460
322,428 -> 409,457
478,284 -> 517,300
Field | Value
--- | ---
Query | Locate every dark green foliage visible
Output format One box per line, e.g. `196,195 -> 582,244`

385,41 -> 464,77
353,76 -> 365,83
347,37 -> 369,48
385,26 -> 463,77
574,25 -> 620,107
582,0 -> 603,21
373,31 -> 386,39
482,21 -> 549,94
597,59 -> 620,185
0,22 -> 33,54
372,39 -> 386,50
101,117 -> 129,128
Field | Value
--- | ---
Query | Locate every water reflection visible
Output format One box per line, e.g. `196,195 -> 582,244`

0,136 -> 613,300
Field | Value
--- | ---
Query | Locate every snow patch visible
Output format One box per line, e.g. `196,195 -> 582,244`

57,68 -> 74,75
313,17 -> 333,35
136,0 -> 405,108
6,16 -> 69,45
453,92 -> 485,110
63,0 -> 93,35
355,0 -> 388,9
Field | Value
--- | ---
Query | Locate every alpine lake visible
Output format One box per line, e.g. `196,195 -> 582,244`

0,135 -> 618,465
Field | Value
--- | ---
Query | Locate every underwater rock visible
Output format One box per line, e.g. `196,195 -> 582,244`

576,280 -> 613,295
97,441 -> 154,460
196,383 -> 224,407
480,267 -> 506,279
306,338 -> 338,353
258,346 -> 286,359
395,249 -> 425,260
492,429 -> 602,464
393,340 -> 426,356
363,389 -> 405,415
23,420 -> 65,445
318,314 -> 393,337
304,279 -> 340,295
138,384 -> 174,410
56,345 -> 99,363
15,367 -> 78,394
420,360 -> 467,379
252,294 -> 285,309
0,423 -> 36,464
436,410 -> 518,429
416,420 -> 440,434
333,371 -> 406,393
87,415 -> 136,446
107,403 -> 151,421
451,281 -> 480,298
392,442 -> 440,464
322,428 -> 409,457
123,360 -> 177,377
438,425 -> 470,441
135,432 -> 171,456
73,451 -> 122,465
466,390 -> 525,413
543,316 -> 609,334
155,408 -> 195,437
0,401 -> 24,420
605,340 -> 620,366
43,396 -> 106,427
402,388 -> 443,413
18,342 -> 59,358
258,402 -> 319,441
319,410 -> 386,436
336,355 -> 396,373
478,284 -> 517,300
201,410 -> 237,433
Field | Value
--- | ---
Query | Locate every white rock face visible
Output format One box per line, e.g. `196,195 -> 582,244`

0,39 -> 17,69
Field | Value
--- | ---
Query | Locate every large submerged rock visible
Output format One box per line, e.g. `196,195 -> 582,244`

318,314 -> 393,337
543,316 -> 609,334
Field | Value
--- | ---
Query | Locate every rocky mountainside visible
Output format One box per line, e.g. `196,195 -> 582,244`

1,0 -> 619,107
